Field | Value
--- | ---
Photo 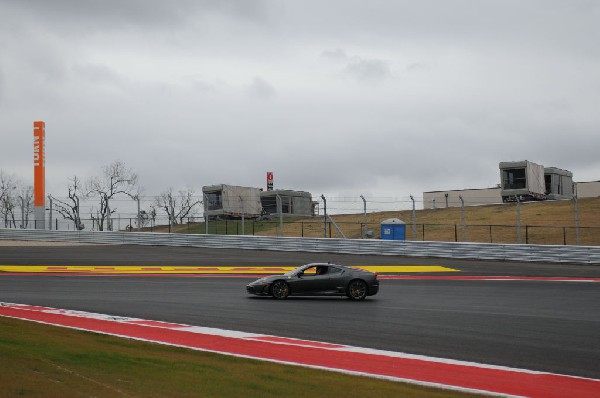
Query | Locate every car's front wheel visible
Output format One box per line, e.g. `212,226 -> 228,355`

270,280 -> 290,299
347,279 -> 367,300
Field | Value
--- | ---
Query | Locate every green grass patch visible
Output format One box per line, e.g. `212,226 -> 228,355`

0,316 -> 491,397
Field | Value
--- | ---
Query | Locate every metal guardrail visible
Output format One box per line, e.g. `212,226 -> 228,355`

1,229 -> 599,264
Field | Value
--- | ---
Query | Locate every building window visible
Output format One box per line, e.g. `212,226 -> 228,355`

502,168 -> 526,189
206,192 -> 223,210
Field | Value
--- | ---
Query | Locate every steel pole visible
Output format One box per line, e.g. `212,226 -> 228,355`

360,195 -> 366,238
136,195 -> 141,232
47,195 -> 52,230
276,194 -> 283,237
203,193 -> 208,235
516,197 -> 522,243
410,195 -> 416,241
321,194 -> 327,238
573,195 -> 580,245
459,195 -> 466,242
239,195 -> 245,235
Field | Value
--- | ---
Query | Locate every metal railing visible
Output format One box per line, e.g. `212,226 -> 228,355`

1,229 -> 599,264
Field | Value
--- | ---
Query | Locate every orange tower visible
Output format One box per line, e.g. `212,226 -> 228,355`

33,121 -> 46,229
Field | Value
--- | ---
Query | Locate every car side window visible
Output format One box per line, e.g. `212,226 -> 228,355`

328,267 -> 342,274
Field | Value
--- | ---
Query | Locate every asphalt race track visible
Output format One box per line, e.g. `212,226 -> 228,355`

1,245 -> 600,380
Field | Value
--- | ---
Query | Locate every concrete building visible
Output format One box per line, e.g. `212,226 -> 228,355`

499,160 -> 546,202
202,184 -> 262,219
423,187 -> 502,209
576,181 -> 600,198
544,167 -> 574,200
423,161 -> 595,209
260,190 -> 316,217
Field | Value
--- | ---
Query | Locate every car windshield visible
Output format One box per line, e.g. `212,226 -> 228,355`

284,265 -> 315,276
284,267 -> 302,276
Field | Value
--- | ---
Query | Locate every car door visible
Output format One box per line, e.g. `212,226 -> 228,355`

323,266 -> 345,293
289,265 -> 329,294
305,265 -> 341,294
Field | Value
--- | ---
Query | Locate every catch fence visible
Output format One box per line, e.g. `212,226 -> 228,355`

119,219 -> 600,246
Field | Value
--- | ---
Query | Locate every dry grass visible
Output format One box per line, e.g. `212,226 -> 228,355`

144,197 -> 600,245
257,197 -> 600,245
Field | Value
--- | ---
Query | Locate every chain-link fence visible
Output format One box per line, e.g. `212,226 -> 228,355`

3,196 -> 599,246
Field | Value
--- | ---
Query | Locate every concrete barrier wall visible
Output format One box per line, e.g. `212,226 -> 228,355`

1,229 -> 599,264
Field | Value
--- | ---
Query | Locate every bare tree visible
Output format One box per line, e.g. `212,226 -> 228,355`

17,184 -> 34,228
0,171 -> 18,228
87,160 -> 138,231
155,188 -> 202,225
51,176 -> 85,230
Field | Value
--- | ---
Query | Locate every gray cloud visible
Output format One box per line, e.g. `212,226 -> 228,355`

0,0 -> 598,205
5,0 -> 269,32
71,63 -> 123,86
344,57 -> 392,83
321,48 -> 348,61
246,77 -> 276,99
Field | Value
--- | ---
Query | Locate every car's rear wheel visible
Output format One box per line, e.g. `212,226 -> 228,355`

347,279 -> 367,300
270,280 -> 290,299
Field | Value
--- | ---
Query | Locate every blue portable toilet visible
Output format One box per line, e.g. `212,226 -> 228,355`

380,218 -> 406,240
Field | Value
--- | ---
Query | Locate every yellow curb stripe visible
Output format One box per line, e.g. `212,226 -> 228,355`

0,265 -> 457,274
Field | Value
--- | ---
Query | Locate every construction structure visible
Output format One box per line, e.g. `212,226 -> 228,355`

424,160 -> 581,209
575,181 -> 600,198
423,187 -> 502,209
544,167 -> 574,200
500,160 -> 546,202
260,190 -> 316,217
202,184 -> 262,220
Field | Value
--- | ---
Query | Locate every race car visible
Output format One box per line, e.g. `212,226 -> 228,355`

246,263 -> 379,300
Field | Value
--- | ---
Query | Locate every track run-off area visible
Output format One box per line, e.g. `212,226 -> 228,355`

1,243 -> 600,397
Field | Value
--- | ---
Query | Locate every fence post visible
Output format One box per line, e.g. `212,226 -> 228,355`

410,195 -> 417,241
321,195 -> 327,238
422,224 -> 425,241
573,196 -> 580,245
459,195 -> 466,242
563,227 -> 566,245
135,195 -> 141,232
360,195 -> 367,239
516,197 -> 522,244
489,225 -> 492,243
47,195 -> 53,230
203,193 -> 209,235
239,195 -> 245,236
301,222 -> 304,237
525,225 -> 529,244
276,194 -> 283,237
454,224 -> 457,242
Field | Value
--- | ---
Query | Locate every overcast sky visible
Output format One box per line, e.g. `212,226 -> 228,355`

1,0 -> 599,210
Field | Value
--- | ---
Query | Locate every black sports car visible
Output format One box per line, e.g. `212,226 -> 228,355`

246,263 -> 379,300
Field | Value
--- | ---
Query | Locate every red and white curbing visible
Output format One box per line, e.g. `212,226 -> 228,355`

1,302 -> 599,398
